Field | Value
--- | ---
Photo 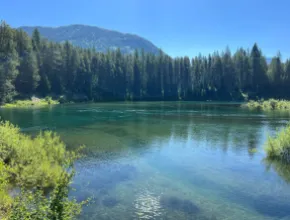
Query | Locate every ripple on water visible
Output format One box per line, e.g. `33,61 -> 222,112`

134,191 -> 163,219
77,109 -> 102,113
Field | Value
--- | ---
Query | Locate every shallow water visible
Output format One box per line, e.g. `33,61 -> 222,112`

1,102 -> 290,220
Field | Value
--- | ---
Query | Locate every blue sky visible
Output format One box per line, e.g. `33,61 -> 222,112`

1,0 -> 290,58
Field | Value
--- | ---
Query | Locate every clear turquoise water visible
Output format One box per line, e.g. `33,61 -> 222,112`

1,102 -> 290,220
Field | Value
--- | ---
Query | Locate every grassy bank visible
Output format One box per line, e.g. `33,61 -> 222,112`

245,99 -> 290,110
0,120 -> 84,219
2,96 -> 59,108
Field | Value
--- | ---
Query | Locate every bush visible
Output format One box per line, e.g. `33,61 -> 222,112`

0,120 -> 84,219
0,121 -> 79,188
2,97 -> 59,108
0,161 -> 13,218
265,123 -> 290,162
245,99 -> 290,111
9,176 -> 83,220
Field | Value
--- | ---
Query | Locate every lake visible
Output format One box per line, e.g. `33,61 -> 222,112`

1,102 -> 290,220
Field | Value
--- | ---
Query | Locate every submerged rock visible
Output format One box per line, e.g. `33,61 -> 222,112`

160,195 -> 200,215
102,197 -> 119,207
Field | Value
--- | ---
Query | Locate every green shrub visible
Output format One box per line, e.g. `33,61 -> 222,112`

2,97 -> 59,108
0,161 -> 13,218
245,99 -> 290,111
0,121 -> 79,188
0,120 -> 84,219
265,123 -> 290,162
9,176 -> 83,220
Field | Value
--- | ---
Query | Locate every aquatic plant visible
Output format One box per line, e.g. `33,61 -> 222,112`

0,120 -> 84,219
265,123 -> 290,162
245,99 -> 290,111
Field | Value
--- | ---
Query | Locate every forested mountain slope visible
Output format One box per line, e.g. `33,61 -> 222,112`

1,21 -> 290,104
19,24 -> 159,54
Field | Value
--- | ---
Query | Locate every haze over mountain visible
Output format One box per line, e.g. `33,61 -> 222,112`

20,24 -> 159,54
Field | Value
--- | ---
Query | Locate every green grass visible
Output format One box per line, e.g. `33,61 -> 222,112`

2,96 -> 59,108
0,120 -> 84,219
265,123 -> 290,162
245,99 -> 290,111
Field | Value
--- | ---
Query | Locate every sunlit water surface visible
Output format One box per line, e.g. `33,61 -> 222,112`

1,102 -> 290,220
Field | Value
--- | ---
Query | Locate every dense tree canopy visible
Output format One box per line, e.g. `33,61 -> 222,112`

0,21 -> 289,104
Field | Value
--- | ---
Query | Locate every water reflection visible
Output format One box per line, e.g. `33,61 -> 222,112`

134,191 -> 162,219
1,102 -> 290,219
264,158 -> 290,183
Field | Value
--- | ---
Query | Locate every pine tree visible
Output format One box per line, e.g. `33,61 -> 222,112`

222,48 -> 236,96
0,21 -> 19,103
250,43 -> 268,94
32,28 -> 41,52
1,20 -> 290,104
268,52 -> 283,87
284,60 -> 290,86
133,50 -> 141,99
15,30 -> 40,95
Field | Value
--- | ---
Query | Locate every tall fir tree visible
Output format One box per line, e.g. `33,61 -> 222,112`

1,20 -> 290,104
15,30 -> 40,95
0,21 -> 19,103
250,43 -> 268,94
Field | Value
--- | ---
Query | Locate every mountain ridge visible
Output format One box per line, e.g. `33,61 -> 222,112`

19,24 -> 159,54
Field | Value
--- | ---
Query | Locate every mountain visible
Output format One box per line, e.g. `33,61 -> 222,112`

19,24 -> 159,54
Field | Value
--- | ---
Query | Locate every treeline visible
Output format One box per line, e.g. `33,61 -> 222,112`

1,20 -> 290,104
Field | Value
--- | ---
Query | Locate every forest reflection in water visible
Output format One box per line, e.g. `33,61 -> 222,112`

1,102 -> 290,219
